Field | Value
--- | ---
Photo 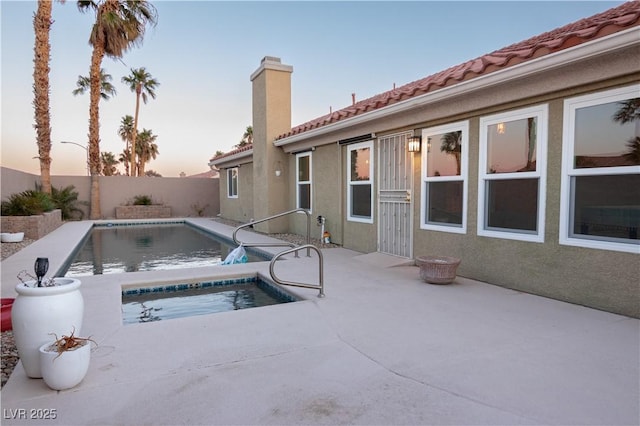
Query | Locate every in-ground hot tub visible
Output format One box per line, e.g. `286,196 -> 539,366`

121,275 -> 301,324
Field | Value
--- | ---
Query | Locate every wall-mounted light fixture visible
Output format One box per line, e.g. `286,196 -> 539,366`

274,160 -> 282,177
497,122 -> 506,134
407,135 -> 422,153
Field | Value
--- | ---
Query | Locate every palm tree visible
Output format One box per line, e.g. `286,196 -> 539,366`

33,0 -> 56,195
118,148 -> 131,176
613,98 -> 640,166
135,128 -> 158,176
122,67 -> 159,176
51,184 -> 86,220
440,131 -> 462,175
613,98 -> 640,124
100,151 -> 119,176
72,68 -> 117,99
77,0 -> 157,218
622,138 -> 640,164
237,125 -> 253,148
117,115 -> 134,175
526,117 -> 537,171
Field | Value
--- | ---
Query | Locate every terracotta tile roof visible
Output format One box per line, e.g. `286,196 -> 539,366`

209,143 -> 253,162
277,1 -> 640,140
187,169 -> 220,178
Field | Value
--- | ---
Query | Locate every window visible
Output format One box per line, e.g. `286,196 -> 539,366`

420,121 -> 469,233
227,167 -> 238,198
296,152 -> 312,211
560,85 -> 640,253
478,105 -> 548,242
347,141 -> 373,223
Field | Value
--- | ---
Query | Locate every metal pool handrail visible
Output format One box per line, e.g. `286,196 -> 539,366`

232,208 -> 323,296
269,244 -> 324,298
232,208 -> 311,258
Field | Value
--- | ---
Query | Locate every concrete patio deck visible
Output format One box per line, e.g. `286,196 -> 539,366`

1,219 -> 638,425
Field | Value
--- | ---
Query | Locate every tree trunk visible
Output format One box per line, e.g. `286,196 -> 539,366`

33,0 -> 52,195
130,85 -> 141,177
90,174 -> 101,220
139,158 -> 146,176
125,141 -> 130,176
88,41 -> 105,219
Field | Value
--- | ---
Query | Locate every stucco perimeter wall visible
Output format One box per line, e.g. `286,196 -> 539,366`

98,176 -> 219,218
219,163 -> 254,224
1,167 -> 220,219
1,167 -> 41,197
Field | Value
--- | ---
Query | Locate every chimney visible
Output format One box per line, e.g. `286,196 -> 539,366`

351,93 -> 356,105
250,56 -> 293,233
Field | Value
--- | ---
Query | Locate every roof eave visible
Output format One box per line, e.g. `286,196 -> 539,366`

274,27 -> 639,148
208,149 -> 254,168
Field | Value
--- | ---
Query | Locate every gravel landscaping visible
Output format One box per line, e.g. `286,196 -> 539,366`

1,238 -> 33,388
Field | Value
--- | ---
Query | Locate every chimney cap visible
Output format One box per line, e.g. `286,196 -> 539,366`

251,56 -> 293,81
261,56 -> 281,64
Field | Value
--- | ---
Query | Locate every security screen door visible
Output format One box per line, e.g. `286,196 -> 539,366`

378,133 -> 413,258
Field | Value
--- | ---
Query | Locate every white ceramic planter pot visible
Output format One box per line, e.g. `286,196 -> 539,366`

11,278 -> 84,378
39,340 -> 90,390
1,232 -> 24,243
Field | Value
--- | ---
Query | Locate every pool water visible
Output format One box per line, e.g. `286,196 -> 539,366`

61,222 -> 269,276
122,276 -> 298,324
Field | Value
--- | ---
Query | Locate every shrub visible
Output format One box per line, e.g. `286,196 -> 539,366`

1,190 -> 55,216
132,195 -> 153,205
1,184 -> 85,219
51,185 -> 85,220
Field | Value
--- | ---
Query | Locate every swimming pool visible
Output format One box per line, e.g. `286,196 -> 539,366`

60,222 -> 270,277
121,275 -> 300,324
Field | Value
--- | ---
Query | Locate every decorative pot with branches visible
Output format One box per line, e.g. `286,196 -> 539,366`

11,258 -> 84,378
39,329 -> 94,390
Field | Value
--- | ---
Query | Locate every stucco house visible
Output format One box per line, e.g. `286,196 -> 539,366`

210,2 -> 640,318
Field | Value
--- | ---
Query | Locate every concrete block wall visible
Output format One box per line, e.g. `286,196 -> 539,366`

1,209 -> 62,240
115,206 -> 172,219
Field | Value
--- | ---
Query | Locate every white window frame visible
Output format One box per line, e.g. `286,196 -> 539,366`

347,140 -> 374,223
227,167 -> 238,199
478,104 -> 548,243
559,84 -> 640,254
296,152 -> 312,212
420,121 -> 469,234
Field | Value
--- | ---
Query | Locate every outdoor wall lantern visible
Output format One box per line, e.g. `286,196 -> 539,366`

408,135 -> 422,153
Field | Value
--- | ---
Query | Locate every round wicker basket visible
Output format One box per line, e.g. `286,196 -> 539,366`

416,255 -> 461,284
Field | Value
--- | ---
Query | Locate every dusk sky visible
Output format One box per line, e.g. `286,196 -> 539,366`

1,1 -> 624,177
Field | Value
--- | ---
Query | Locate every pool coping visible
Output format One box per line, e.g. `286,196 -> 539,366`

1,218 -> 291,299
